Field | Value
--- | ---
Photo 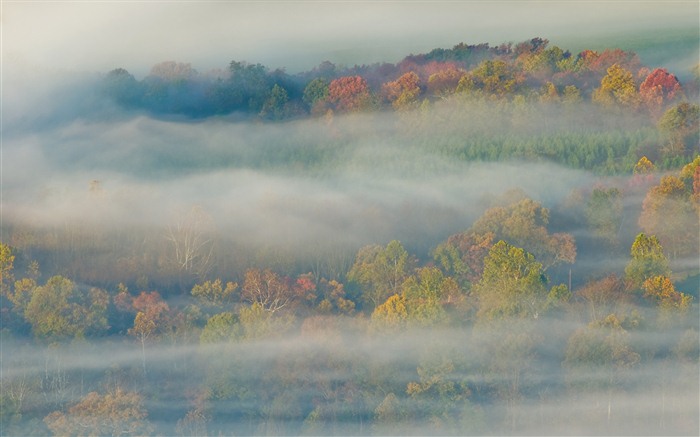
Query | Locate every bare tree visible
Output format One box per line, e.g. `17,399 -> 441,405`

165,206 -> 215,280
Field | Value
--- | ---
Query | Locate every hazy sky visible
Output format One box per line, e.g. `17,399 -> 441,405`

3,1 -> 699,76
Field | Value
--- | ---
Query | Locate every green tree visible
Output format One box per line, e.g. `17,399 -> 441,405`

24,276 -> 109,341
200,312 -> 239,344
624,233 -> 670,290
260,84 -> 289,120
474,241 -> 554,322
586,186 -> 623,248
401,266 -> 458,326
658,102 -> 699,157
191,278 -> 237,309
347,240 -> 415,311
302,77 -> 330,115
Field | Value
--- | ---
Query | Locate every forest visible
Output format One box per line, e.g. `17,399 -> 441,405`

1,35 -> 699,436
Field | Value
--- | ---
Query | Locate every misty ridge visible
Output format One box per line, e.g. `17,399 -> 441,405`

1,35 -> 699,436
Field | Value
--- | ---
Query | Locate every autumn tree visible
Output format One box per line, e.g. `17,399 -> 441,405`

576,275 -> 632,323
641,275 -> 693,326
456,60 -> 522,97
432,231 -> 495,288
241,268 -> 294,313
470,195 -> 576,271
592,64 -> 639,109
347,240 -> 415,310
639,173 -> 699,259
370,294 -> 408,331
427,65 -> 466,97
314,278 -> 355,315
0,242 -> 15,297
382,71 -> 421,110
624,233 -> 670,289
45,388 -> 153,436
327,75 -> 372,112
128,291 -> 170,376
639,68 -> 684,117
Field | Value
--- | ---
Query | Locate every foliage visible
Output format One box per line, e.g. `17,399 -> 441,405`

24,276 -> 109,340
45,388 -> 153,436
592,64 -> 639,109
347,240 -> 415,310
624,233 -> 670,289
474,241 -> 552,321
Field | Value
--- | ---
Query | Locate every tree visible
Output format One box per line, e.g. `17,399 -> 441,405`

327,75 -> 372,112
456,60 -> 522,97
302,77 -> 330,115
427,66 -> 466,97
226,60 -> 272,112
576,275 -> 632,323
639,174 -> 699,259
0,243 -> 15,297
474,241 -> 561,322
639,68 -> 684,117
241,268 -> 294,314
624,233 -> 670,289
370,294 -> 408,331
470,196 -> 576,271
24,276 -> 109,341
102,68 -> 142,108
585,186 -> 623,248
401,266 -> 458,326
592,64 -> 639,109
641,275 -> 693,326
564,314 -> 640,426
191,278 -> 237,309
347,240 -> 415,310
260,84 -> 289,120
200,312 -> 239,344
128,291 -> 170,376
658,102 -> 699,157
433,231 -> 495,288
382,71 -> 421,110
165,205 -> 215,282
45,388 -> 153,436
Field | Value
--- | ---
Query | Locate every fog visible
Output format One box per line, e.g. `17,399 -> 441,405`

3,319 -> 698,435
4,2 -> 698,76
2,4 -> 699,435
2,91 -> 603,269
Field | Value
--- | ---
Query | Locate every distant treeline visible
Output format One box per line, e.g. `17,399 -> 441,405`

101,37 -> 698,120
